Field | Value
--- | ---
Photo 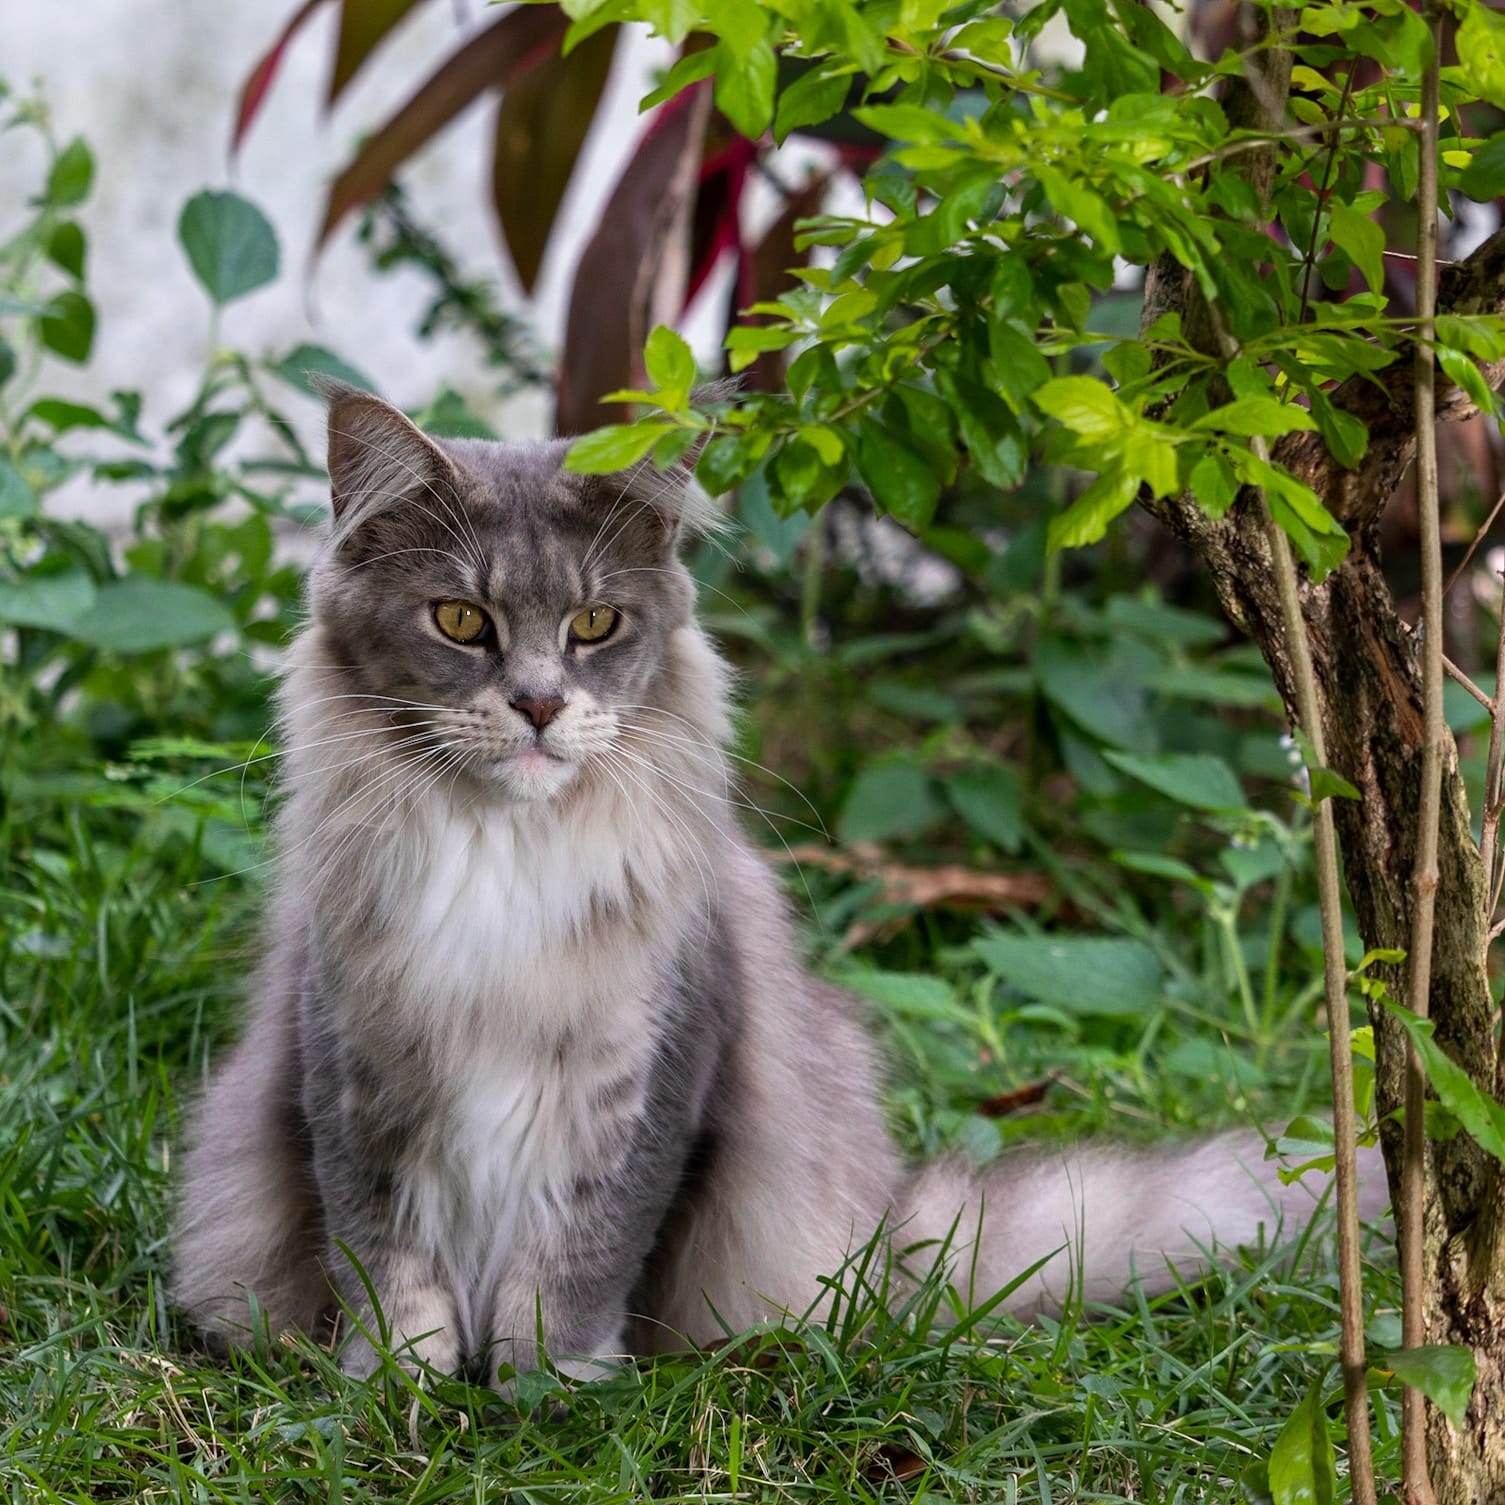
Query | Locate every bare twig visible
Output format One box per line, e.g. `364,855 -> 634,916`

1480,577 -> 1505,916
1443,655 -> 1492,711
1443,487 -> 1505,599
1266,480 -> 1378,1505
1204,303 -> 1377,1499
1401,16 -> 1444,1502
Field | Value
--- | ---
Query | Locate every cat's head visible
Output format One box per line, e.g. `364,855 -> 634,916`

304,382 -> 723,804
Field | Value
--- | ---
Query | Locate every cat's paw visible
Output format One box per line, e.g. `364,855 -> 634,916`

485,1322 -> 626,1396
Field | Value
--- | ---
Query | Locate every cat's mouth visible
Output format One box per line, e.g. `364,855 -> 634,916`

494,743 -> 576,800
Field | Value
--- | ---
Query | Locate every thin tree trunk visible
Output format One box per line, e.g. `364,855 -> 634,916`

1136,17 -> 1505,1495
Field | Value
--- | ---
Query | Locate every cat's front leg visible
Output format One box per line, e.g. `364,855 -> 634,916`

301,1028 -> 463,1380
334,1245 -> 460,1381
486,1263 -> 629,1388
480,1157 -> 685,1390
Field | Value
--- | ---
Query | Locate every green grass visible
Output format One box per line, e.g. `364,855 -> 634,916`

1,789 -> 1402,1503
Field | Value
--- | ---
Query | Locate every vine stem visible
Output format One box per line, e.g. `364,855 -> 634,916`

1258,468 -> 1378,1505
1401,13 -> 1443,1501
1209,347 -> 1377,1502
1479,576 -> 1505,922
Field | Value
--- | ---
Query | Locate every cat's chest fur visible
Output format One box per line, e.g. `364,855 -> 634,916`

313,782 -> 689,1250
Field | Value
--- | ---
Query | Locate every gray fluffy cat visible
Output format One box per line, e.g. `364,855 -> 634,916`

173,384 -> 1352,1383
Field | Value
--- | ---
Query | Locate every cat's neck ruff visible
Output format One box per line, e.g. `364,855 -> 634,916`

285,719 -> 723,1049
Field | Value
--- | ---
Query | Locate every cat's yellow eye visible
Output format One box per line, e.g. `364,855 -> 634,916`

434,600 -> 489,643
569,605 -> 617,643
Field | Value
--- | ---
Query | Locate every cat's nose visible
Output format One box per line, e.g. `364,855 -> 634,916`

510,693 -> 566,729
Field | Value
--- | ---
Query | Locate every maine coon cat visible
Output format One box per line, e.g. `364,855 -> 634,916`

173,382 -> 1359,1382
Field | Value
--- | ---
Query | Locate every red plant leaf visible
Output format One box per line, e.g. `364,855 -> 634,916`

328,0 -> 425,106
491,24 -> 618,294
555,83 -> 714,433
317,5 -> 570,252
233,0 -> 333,155
684,122 -> 755,309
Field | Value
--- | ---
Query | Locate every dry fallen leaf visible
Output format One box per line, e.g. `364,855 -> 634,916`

864,1441 -> 928,1483
776,844 -> 1050,948
974,1074 -> 1060,1119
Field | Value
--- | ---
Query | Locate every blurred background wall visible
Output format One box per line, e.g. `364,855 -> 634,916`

1,0 -> 664,439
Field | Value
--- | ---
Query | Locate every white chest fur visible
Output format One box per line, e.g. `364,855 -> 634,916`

325,780 -> 684,1263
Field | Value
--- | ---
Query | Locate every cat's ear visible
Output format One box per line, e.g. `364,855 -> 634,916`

317,379 -> 460,535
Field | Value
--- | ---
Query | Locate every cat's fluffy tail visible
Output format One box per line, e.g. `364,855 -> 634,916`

896,1131 -> 1390,1318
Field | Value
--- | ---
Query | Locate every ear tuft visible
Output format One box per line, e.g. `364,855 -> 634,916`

616,459 -> 726,542
322,384 -> 459,537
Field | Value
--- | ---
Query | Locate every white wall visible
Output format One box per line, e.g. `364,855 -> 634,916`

1,0 -> 669,448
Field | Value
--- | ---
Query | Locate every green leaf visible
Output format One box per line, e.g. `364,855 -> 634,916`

1266,1381 -> 1336,1505
1380,998 -> 1505,1164
29,399 -> 108,432
856,419 -> 941,529
852,104 -> 966,144
265,343 -> 375,397
1104,596 -> 1226,647
177,190 -> 280,306
938,372 -> 1026,490
942,765 -> 1025,853
640,48 -> 717,110
1434,314 -> 1505,360
1112,850 -> 1203,884
70,576 -> 236,653
1240,1459 -> 1276,1505
696,433 -> 760,495
1103,751 -> 1247,811
1460,132 -> 1505,201
46,220 -> 86,280
1437,345 -> 1499,419
1143,668 -> 1276,707
46,137 -> 94,208
564,422 -> 676,474
1033,635 -> 1155,752
641,0 -> 699,43
713,34 -> 777,139
837,763 -> 945,843
866,681 -> 964,722
724,323 -> 797,372
1189,449 -> 1241,519
1036,163 -> 1121,253
837,969 -> 966,1022
1306,388 -> 1368,470
775,67 -> 853,144
1327,202 -> 1385,295
0,566 -> 97,629
1459,0 -> 1505,110
1192,398 -> 1316,438
643,325 -> 696,408
988,317 -> 1053,409
1233,451 -> 1349,581
1048,470 -> 1138,552
1034,376 -> 1124,442
1308,766 -> 1360,803
973,933 -> 1163,1018
1378,1346 -> 1476,1430
1120,422 -> 1179,498
0,458 -> 38,519
39,290 -> 95,363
